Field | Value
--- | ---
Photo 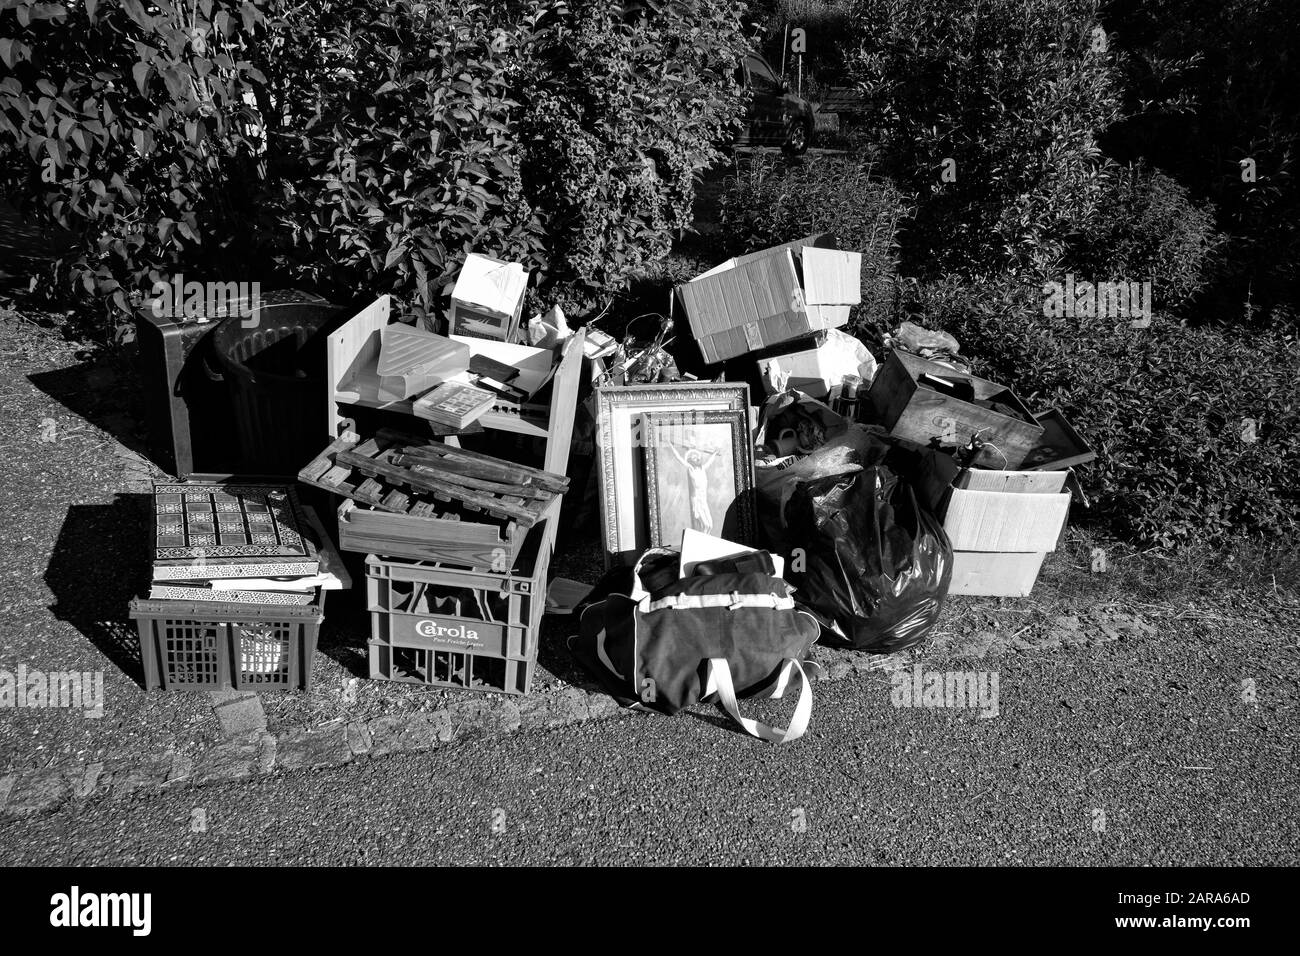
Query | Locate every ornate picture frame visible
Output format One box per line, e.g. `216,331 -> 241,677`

642,409 -> 755,549
595,382 -> 751,566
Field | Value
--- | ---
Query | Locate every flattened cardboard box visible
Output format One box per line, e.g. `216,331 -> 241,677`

676,235 -> 862,364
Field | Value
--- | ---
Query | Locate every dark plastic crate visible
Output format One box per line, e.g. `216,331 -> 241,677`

130,594 -> 324,692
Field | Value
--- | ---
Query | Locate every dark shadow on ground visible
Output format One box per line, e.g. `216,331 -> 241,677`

45,496 -> 154,688
28,346 -> 152,460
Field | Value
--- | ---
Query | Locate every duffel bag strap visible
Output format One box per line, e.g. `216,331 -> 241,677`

704,658 -> 816,744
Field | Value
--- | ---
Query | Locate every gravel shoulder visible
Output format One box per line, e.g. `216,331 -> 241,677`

1,310 -> 1296,823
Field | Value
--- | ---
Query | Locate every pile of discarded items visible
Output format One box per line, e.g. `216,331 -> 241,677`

125,238 -> 1093,745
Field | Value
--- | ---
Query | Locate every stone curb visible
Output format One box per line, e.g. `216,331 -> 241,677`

0,615 -> 1135,821
0,648 -> 903,821
0,680 -> 633,820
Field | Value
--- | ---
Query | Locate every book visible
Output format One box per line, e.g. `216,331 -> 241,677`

471,374 -> 529,402
412,382 -> 496,429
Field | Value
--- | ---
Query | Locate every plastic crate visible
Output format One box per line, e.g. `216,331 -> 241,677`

365,520 -> 550,695
367,641 -> 536,696
129,593 -> 324,692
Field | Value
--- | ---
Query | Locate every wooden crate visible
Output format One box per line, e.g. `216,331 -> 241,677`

866,350 -> 1045,469
299,427 -> 566,568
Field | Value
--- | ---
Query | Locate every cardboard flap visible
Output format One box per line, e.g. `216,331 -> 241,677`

678,250 -> 802,336
802,247 -> 862,306
956,469 -> 1068,494
943,488 -> 1071,552
733,233 -> 838,267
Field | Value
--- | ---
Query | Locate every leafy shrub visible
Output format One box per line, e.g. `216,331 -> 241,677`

845,0 -> 1126,280
1065,163 -> 1223,312
713,150 -> 909,332
1104,0 -> 1300,322
0,0 -> 268,325
911,278 -> 1300,546
0,0 -> 751,331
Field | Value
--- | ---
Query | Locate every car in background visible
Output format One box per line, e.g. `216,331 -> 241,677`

735,52 -> 815,154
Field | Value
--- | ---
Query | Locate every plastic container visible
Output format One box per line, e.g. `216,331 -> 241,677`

367,641 -> 536,696
364,519 -> 552,696
212,302 -> 349,475
130,592 -> 324,692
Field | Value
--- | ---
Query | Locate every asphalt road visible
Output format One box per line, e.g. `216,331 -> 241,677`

2,620 -> 1296,866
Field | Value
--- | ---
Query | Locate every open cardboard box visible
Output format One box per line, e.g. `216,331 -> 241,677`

674,234 -> 862,364
868,350 -> 1045,469
943,468 -> 1071,596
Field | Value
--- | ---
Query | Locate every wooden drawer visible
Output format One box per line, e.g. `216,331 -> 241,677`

867,350 -> 1044,468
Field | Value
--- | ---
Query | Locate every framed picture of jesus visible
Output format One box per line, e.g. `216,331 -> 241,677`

641,408 -> 755,550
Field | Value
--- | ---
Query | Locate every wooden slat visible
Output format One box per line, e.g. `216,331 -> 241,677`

397,457 -> 551,499
395,445 -> 566,492
333,450 -> 544,526
375,428 -> 568,490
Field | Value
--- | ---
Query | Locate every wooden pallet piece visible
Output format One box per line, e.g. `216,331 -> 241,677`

299,428 -> 565,529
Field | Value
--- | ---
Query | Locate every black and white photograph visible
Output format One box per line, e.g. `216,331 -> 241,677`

0,0 -> 1295,932
642,408 -> 755,548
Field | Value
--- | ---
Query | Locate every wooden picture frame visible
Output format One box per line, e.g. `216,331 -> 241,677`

642,409 -> 755,549
595,382 -> 751,566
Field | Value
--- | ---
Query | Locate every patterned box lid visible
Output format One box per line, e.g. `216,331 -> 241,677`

152,481 -> 312,564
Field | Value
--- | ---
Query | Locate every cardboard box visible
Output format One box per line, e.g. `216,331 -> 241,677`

949,551 -> 1047,597
943,487 -> 1070,552
867,350 -> 1045,468
756,339 -> 839,399
675,234 -> 861,364
940,469 -> 1069,596
449,253 -> 529,341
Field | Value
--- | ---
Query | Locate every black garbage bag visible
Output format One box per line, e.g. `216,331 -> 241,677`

785,465 -> 953,654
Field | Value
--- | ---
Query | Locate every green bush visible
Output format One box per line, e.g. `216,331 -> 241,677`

712,151 -> 909,333
845,0 -> 1126,280
1065,163 -> 1223,312
1104,0 -> 1300,322
911,278 -> 1300,546
0,0 -> 751,331
0,0 -> 269,324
